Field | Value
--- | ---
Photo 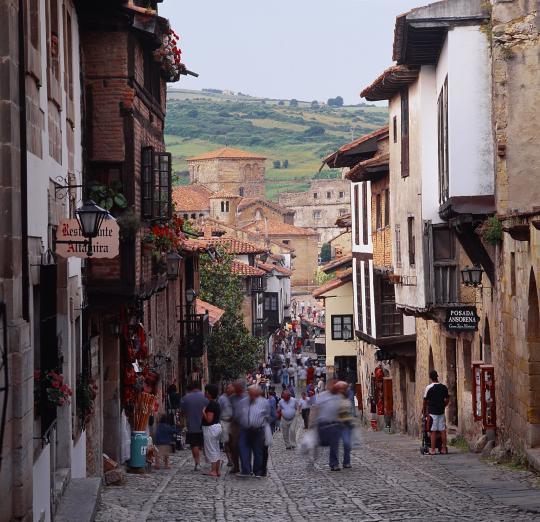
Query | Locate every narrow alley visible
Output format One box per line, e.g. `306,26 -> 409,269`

95,427 -> 540,522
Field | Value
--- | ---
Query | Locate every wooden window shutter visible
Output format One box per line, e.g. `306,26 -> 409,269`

141,147 -> 154,220
401,91 -> 409,178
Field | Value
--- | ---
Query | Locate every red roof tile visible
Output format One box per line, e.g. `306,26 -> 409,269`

312,268 -> 353,298
360,65 -> 420,102
346,153 -> 390,182
321,255 -> 353,274
257,261 -> 293,276
242,219 -> 318,237
231,261 -> 266,277
187,147 -> 266,161
201,237 -> 266,255
173,185 -> 211,212
195,298 -> 225,326
322,126 -> 389,168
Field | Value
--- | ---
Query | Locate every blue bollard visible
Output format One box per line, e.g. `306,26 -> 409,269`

129,431 -> 148,468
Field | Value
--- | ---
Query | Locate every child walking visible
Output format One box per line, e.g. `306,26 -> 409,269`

155,414 -> 176,469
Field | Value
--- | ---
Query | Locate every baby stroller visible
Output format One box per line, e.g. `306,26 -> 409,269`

420,414 -> 442,455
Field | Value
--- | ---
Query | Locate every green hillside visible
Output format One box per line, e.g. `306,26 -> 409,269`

165,89 -> 387,200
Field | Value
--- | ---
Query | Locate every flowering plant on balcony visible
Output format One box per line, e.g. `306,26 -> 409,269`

34,370 -> 73,407
142,216 -> 185,257
76,374 -> 98,421
154,27 -> 184,82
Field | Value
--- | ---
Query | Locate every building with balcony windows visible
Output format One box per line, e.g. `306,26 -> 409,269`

360,0 -> 495,441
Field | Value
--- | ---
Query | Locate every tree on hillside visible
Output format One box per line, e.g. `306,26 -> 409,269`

304,125 -> 325,137
311,100 -> 320,108
283,159 -> 289,169
273,160 -> 281,169
327,96 -> 344,107
278,100 -> 285,106
289,99 -> 299,107
199,250 -> 263,382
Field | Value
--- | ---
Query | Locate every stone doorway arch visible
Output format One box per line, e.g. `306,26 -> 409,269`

527,269 -> 540,447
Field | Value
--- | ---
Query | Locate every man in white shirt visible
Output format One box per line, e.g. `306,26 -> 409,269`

287,364 -> 296,386
277,390 -> 299,449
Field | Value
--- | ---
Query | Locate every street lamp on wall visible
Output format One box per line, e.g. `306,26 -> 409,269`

185,288 -> 197,306
460,265 -> 484,287
54,200 -> 110,257
166,252 -> 182,280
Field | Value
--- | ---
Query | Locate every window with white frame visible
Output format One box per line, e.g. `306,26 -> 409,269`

331,315 -> 353,340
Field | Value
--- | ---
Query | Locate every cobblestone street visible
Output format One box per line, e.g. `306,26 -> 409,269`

95,425 -> 540,522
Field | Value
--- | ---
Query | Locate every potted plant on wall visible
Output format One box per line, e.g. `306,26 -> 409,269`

88,180 -> 128,216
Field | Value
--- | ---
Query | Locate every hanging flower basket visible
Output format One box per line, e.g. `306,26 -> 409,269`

154,27 -> 184,82
76,374 -> 98,422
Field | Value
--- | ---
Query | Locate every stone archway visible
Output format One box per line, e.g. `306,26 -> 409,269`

527,269 -> 540,447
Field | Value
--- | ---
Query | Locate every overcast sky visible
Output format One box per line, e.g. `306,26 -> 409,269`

160,0 -> 423,104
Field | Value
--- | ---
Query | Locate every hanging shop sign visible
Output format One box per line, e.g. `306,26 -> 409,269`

444,306 -> 479,332
56,218 -> 119,259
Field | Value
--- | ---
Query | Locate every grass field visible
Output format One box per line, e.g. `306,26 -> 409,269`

165,88 -> 387,200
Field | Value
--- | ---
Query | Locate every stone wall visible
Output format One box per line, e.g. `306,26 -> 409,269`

489,0 -> 540,454
278,179 -> 351,245
190,158 -> 266,198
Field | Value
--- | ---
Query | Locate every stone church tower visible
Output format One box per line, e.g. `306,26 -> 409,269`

187,147 -> 266,197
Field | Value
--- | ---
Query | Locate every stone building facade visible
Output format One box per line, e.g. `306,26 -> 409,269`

487,0 -> 540,464
278,179 -> 351,245
188,147 -> 266,198
0,1 -> 89,519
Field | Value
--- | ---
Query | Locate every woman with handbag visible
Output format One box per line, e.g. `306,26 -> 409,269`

202,384 -> 222,477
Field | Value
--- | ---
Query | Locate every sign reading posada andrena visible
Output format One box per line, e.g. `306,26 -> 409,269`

55,218 -> 119,259
444,306 -> 479,332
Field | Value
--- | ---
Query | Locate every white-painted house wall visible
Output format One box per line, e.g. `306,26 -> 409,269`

30,3 -> 86,520
443,26 -> 494,199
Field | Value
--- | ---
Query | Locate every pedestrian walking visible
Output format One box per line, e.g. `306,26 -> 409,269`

306,364 -> 315,386
299,392 -> 311,429
236,385 -> 270,477
154,414 -> 177,470
423,370 -> 450,455
202,384 -> 222,477
278,390 -> 299,449
180,382 -> 208,471
316,376 -> 325,394
229,381 -> 246,473
298,365 -> 307,392
281,365 -> 289,387
219,384 -> 234,467
314,381 -> 343,471
337,382 -> 353,469
287,364 -> 296,386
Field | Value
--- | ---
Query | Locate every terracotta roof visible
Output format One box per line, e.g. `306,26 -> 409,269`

335,214 -> 352,228
231,261 -> 266,277
346,153 -> 390,182
210,190 -> 241,199
257,261 -> 293,276
179,238 -> 208,253
195,298 -> 225,327
321,255 -> 353,274
312,268 -> 353,298
201,237 -> 266,255
187,147 -> 266,161
361,65 -> 420,102
173,185 -> 211,212
322,126 -> 389,169
238,197 -> 293,215
242,219 -> 318,237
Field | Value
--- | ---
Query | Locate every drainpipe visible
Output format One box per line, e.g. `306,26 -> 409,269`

18,0 -> 29,321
